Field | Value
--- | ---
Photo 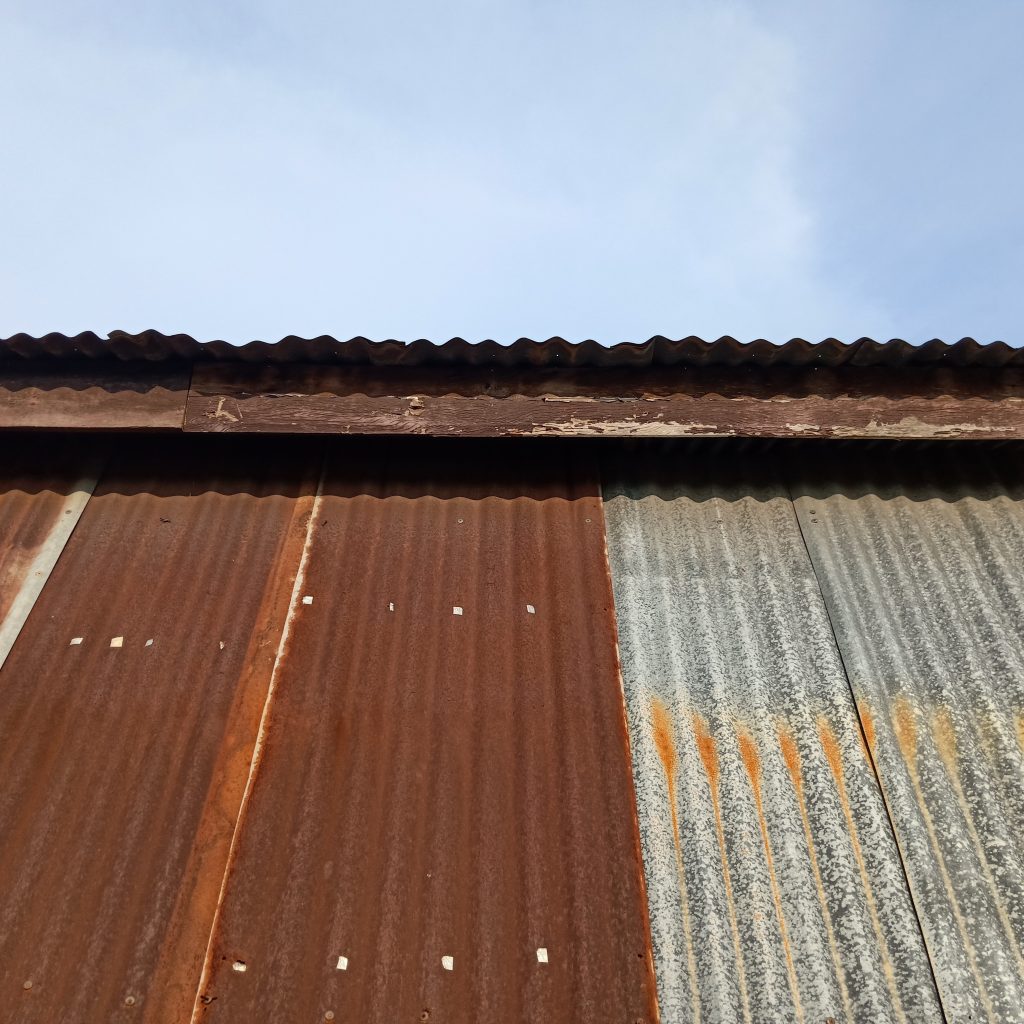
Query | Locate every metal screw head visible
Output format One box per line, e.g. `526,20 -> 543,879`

125,995 -> 136,1006
324,1013 -> 335,1021
23,980 -> 32,991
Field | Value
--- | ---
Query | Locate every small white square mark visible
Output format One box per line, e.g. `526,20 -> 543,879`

441,955 -> 454,971
336,955 -> 348,971
452,607 -> 463,616
388,602 -> 395,612
145,638 -> 154,647
302,595 -> 313,605
69,637 -> 83,646
231,961 -> 247,973
110,636 -> 124,649
526,604 -> 536,614
536,947 -> 548,963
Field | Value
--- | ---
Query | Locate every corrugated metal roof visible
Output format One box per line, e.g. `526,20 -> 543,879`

793,447 -> 1024,1023
2,331 -> 1022,367
602,450 -> 943,1023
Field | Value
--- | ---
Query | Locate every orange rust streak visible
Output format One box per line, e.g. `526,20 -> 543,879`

887,698 -> 995,1019
737,729 -> 803,1022
860,704 -> 877,756
930,706 -> 1024,976
651,698 -> 700,1022
817,716 -> 907,1024
777,726 -> 853,1022
693,713 -> 752,1024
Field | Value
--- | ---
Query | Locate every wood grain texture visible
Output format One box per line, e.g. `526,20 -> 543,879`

0,363 -> 190,430
184,364 -> 1024,439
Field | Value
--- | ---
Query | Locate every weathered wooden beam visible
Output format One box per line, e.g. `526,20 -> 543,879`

184,363 -> 1024,439
0,362 -> 191,430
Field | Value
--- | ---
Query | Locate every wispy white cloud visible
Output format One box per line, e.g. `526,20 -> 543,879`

0,0 -> 1017,342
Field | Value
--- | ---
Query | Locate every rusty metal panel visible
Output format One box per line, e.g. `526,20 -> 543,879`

793,448 -> 1024,1023
602,452 -> 943,1024
0,437 -> 101,669
194,440 -> 658,1023
0,436 -> 320,1024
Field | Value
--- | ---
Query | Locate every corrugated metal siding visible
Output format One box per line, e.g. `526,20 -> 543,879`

602,452 -> 943,1024
0,438 -> 101,669
793,449 -> 1024,1023
195,440 -> 658,1023
0,437 -> 319,1024
2,331 -> 1022,367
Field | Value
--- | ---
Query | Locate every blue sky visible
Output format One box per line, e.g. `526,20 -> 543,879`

1,1 -> 1021,344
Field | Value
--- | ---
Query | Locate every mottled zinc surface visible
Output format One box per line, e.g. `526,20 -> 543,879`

794,448 -> 1024,1024
196,441 -> 658,1023
602,450 -> 943,1024
0,437 -> 317,1024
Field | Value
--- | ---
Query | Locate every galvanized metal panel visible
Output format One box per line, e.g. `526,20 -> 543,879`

0,436 -> 319,1023
602,453 -> 943,1024
194,441 -> 658,1023
793,448 -> 1024,1023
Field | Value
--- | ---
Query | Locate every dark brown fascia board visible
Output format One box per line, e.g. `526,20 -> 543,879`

3,361 -> 1024,439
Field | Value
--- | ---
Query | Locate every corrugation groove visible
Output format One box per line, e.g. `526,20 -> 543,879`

792,447 -> 1024,1023
0,436 -> 320,1024
601,449 -> 943,1024
2,332 -> 1022,367
195,439 -> 658,1023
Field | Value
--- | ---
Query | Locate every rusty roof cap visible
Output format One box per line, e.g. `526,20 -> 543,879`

1,332 -> 1021,368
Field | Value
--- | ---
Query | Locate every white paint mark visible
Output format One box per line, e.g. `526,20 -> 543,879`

441,955 -> 454,971
336,956 -> 348,971
0,467 -> 101,673
110,636 -> 124,648
526,604 -> 536,614
453,606 -> 463,616
302,595 -> 313,605
536,947 -> 548,963
388,602 -> 395,612
231,961 -> 246,973
145,639 -> 154,647
219,641 -> 225,650
70,637 -> 83,646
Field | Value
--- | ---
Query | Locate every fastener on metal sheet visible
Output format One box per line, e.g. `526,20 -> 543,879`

453,607 -> 463,616
336,956 -> 348,971
124,995 -> 136,1006
232,961 -> 247,973
219,641 -> 225,650
69,637 -> 83,646
388,602 -> 395,612
536,947 -> 548,963
22,981 -> 32,991
442,955 -> 454,971
302,595 -> 313,605
110,636 -> 124,648
145,639 -> 154,647
457,518 -> 464,524
325,1013 -> 335,1021
527,604 -> 536,614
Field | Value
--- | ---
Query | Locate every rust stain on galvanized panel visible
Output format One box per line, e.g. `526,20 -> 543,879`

603,453 -> 943,1024
195,440 -> 658,1023
0,436 -> 319,1024
794,451 -> 1024,1022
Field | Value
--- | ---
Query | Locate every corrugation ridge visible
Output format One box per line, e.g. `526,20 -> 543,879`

2,332 -> 1021,368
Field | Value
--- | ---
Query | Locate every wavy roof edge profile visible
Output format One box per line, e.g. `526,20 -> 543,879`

1,332 -> 1021,368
